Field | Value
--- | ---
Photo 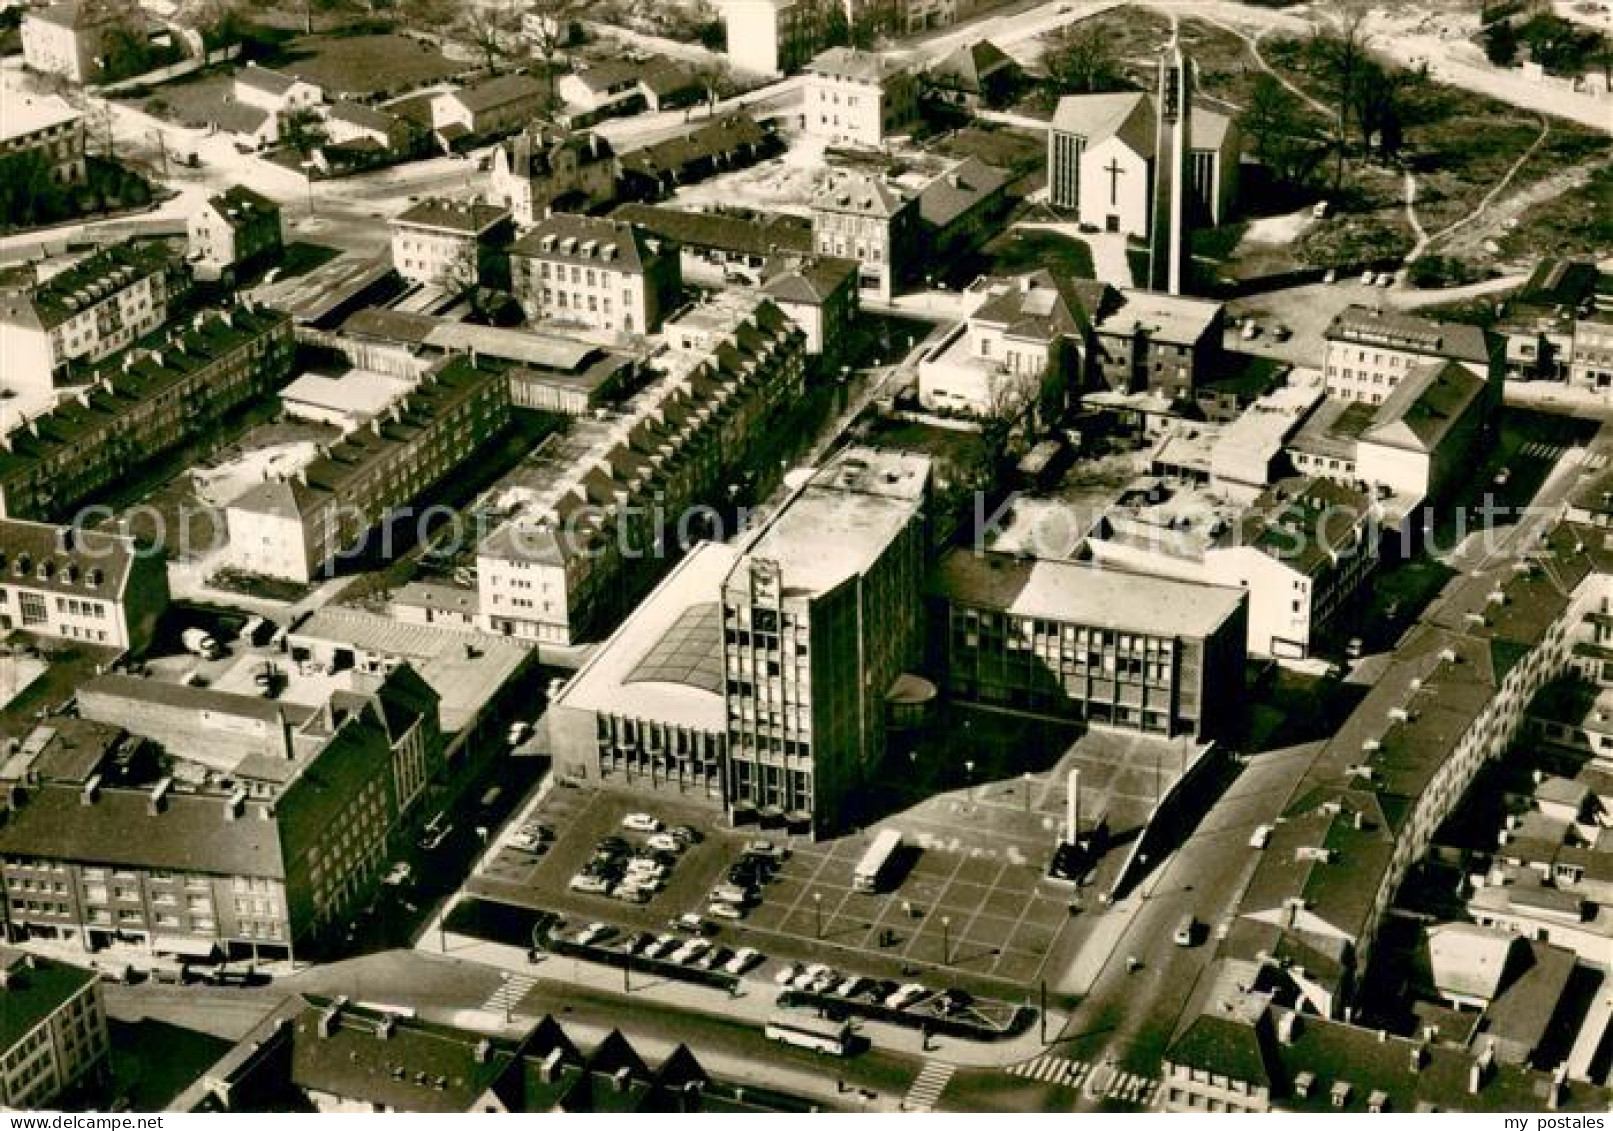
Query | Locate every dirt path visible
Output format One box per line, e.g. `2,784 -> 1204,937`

1428,149 -> 1605,261
1412,115 -> 1554,261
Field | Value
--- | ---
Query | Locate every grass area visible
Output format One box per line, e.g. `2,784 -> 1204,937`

1240,666 -> 1368,753
979,227 -> 1095,279
265,32 -> 463,97
134,71 -> 236,128
861,416 -> 990,480
0,157 -> 156,236
1499,161 -> 1613,260
930,125 -> 1047,178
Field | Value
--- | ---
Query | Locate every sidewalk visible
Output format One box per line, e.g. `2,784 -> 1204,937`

419,930 -> 1065,1072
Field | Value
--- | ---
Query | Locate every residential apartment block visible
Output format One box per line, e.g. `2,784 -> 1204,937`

478,297 -> 806,645
801,47 -> 920,147
188,185 -> 283,283
224,355 -> 511,583
0,667 -> 441,963
0,94 -> 86,185
1322,305 -> 1501,406
0,951 -> 108,1110
389,198 -> 513,291
488,128 -> 617,228
810,168 -> 918,302
0,240 -> 185,396
0,519 -> 169,653
509,214 -> 681,336
759,254 -> 860,368
715,0 -> 829,76
930,551 -> 1246,739
0,304 -> 295,522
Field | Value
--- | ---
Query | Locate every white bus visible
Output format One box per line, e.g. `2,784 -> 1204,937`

853,829 -> 903,893
764,1011 -> 853,1056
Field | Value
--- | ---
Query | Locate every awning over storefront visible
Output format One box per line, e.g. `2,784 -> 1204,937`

151,935 -> 219,959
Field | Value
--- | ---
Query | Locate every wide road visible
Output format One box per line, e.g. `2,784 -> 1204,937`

105,948 -> 1037,1112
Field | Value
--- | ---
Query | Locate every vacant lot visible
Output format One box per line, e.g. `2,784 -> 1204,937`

268,33 -> 463,97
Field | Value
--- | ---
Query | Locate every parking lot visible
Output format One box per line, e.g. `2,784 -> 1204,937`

739,836 -> 1074,988
465,779 -> 1088,997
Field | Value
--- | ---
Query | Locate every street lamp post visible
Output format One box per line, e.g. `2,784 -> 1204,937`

940,915 -> 950,964
813,892 -> 823,939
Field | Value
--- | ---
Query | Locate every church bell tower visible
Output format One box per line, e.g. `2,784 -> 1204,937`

1148,37 -> 1192,296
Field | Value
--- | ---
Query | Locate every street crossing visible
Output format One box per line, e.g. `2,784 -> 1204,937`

904,1061 -> 955,1111
480,972 -> 538,1018
1008,1053 -> 1159,1106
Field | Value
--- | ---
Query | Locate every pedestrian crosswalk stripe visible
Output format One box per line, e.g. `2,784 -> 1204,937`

481,972 -> 538,1014
1583,453 -> 1608,471
1007,1054 -> 1161,1102
905,1061 -> 954,1111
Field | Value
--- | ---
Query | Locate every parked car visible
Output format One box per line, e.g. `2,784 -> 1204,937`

646,934 -> 679,959
710,884 -> 752,906
744,839 -> 789,860
671,939 -> 712,965
1493,466 -> 1512,487
938,989 -> 973,1016
693,946 -> 728,971
886,983 -> 929,1010
774,962 -> 803,986
646,833 -> 683,854
1360,269 -> 1377,286
597,836 -> 629,853
671,913 -> 714,935
622,813 -> 663,833
382,862 -> 411,887
1323,267 -> 1338,284
576,922 -> 614,946
569,874 -> 610,894
507,720 -> 532,746
623,932 -> 654,955
612,884 -> 651,904
725,947 -> 763,975
831,975 -> 866,998
1240,319 -> 1258,341
708,902 -> 746,921
1249,824 -> 1273,849
1174,916 -> 1200,946
669,825 -> 703,846
1273,324 -> 1292,342
1376,272 -> 1395,287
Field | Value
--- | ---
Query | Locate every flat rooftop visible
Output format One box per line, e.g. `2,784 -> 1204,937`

932,550 -> 1244,640
554,541 -> 738,731
1098,288 -> 1222,345
737,448 -> 930,597
288,607 -> 529,733
281,369 -> 412,420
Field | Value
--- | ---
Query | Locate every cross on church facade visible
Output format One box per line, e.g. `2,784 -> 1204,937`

1104,157 -> 1125,206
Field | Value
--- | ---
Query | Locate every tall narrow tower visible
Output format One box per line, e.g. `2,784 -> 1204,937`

1148,37 -> 1192,296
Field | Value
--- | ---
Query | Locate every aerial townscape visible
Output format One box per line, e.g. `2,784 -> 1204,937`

0,0 -> 1609,1117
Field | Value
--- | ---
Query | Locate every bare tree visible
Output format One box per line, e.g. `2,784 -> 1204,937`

458,1 -> 524,72
525,0 -> 584,67
1310,2 -> 1371,191
1043,23 -> 1122,95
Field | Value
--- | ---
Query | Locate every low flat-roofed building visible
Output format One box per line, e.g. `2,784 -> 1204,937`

286,605 -> 532,736
389,580 -> 478,631
930,550 -> 1246,738
279,369 -> 413,432
1209,371 -> 1326,497
0,949 -> 108,1110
